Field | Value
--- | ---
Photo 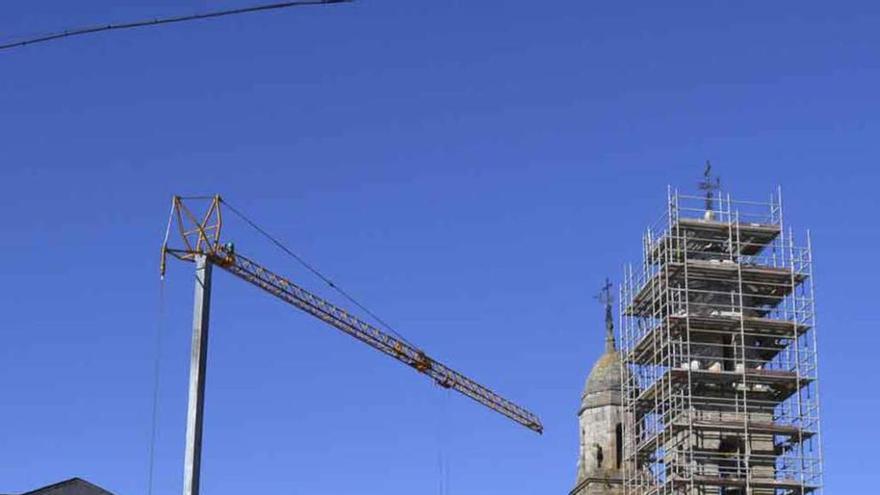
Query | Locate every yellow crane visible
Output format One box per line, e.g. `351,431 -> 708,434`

161,195 -> 542,495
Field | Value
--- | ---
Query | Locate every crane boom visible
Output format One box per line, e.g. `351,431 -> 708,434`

162,195 -> 543,434
172,248 -> 543,432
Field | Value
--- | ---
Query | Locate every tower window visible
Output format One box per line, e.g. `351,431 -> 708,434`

616,423 -> 623,469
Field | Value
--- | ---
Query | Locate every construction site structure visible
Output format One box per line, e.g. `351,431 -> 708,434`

161,196 -> 543,495
619,186 -> 823,495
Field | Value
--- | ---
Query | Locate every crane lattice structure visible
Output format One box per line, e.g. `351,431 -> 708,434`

161,195 -> 543,495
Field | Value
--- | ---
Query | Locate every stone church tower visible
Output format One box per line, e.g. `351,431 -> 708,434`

571,280 -> 624,495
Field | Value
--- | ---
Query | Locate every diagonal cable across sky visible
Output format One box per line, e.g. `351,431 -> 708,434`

0,0 -> 353,52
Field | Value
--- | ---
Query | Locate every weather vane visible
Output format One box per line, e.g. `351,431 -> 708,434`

698,160 -> 721,218
594,277 -> 615,351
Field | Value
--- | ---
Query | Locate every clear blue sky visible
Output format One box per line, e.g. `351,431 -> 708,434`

1,1 -> 877,493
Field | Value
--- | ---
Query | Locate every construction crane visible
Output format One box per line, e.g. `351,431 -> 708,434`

160,195 -> 543,495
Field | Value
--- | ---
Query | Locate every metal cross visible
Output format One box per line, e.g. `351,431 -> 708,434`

698,160 -> 721,212
595,277 -> 614,307
595,277 -> 616,351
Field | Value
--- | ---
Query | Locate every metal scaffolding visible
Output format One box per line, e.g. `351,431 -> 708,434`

620,187 -> 823,495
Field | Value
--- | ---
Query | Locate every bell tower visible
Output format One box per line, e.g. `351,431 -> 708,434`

571,278 -> 624,495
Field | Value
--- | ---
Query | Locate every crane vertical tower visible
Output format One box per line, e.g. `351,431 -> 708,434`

619,183 -> 823,494
161,196 -> 542,495
183,254 -> 212,495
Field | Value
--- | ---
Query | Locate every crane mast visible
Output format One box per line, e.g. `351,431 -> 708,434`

161,195 -> 542,495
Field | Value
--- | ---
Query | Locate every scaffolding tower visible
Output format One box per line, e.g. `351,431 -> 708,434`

620,187 -> 823,495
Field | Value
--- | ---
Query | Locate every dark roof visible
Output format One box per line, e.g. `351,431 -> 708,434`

19,478 -> 114,495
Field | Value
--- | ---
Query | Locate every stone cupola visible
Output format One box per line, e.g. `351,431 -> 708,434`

571,279 -> 624,495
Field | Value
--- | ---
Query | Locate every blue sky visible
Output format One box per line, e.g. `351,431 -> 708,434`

1,1 -> 878,493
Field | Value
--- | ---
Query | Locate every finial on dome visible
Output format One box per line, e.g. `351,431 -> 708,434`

595,277 -> 616,352
698,160 -> 721,219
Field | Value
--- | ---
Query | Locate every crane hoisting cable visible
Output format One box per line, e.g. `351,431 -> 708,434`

160,195 -> 543,495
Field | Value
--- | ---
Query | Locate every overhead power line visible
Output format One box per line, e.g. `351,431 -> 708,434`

0,0 -> 353,52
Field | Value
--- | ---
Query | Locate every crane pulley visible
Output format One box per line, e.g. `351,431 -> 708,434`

161,195 -> 542,494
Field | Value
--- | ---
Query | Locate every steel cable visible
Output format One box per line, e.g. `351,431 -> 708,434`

147,279 -> 167,495
220,198 -> 422,351
1,0 -> 352,51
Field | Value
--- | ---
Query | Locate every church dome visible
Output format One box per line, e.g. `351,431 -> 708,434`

573,280 -> 627,494
579,279 -> 627,412
584,349 -> 622,395
580,347 -> 624,411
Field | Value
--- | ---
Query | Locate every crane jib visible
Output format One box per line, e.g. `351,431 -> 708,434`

197,250 -> 543,434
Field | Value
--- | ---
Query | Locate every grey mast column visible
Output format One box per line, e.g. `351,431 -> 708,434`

183,254 -> 213,495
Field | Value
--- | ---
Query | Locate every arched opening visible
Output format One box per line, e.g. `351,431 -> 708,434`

615,422 -> 623,469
